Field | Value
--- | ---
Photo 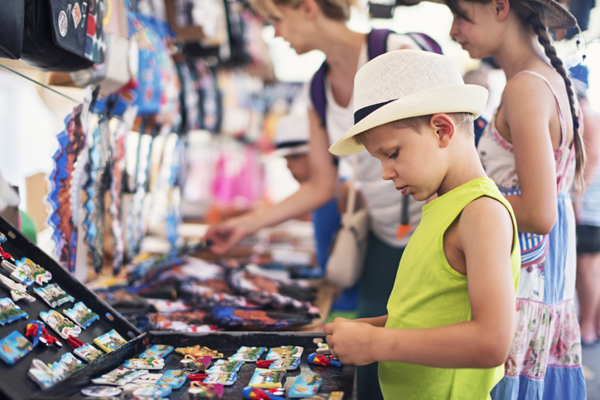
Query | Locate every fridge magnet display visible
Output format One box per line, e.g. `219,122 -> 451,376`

122,356 -> 165,369
200,372 -> 238,386
266,345 -> 304,360
51,352 -> 85,378
207,359 -> 243,374
140,344 -> 174,359
289,375 -> 323,398
15,258 -> 52,285
0,330 -> 33,364
248,368 -> 286,389
2,260 -> 34,287
0,274 -> 36,303
92,366 -> 149,385
63,301 -> 99,328
93,329 -> 127,353
157,369 -> 191,389
229,346 -> 266,362
34,283 -> 74,308
40,310 -> 82,339
28,358 -> 63,389
188,382 -> 224,399
175,345 -> 223,358
132,383 -> 173,398
241,386 -> 286,400
73,342 -> 104,363
307,353 -> 342,367
181,354 -> 212,371
269,356 -> 301,370
80,385 -> 123,397
25,320 -> 62,348
0,297 -> 28,324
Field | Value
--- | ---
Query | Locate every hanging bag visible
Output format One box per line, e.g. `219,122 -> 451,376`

325,155 -> 369,289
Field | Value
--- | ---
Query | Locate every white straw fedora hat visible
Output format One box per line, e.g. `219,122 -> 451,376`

329,50 -> 489,156
271,113 -> 310,157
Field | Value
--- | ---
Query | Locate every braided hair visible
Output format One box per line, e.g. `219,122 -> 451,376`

445,0 -> 586,189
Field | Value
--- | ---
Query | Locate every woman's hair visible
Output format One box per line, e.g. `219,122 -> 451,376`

249,0 -> 358,21
446,0 -> 586,188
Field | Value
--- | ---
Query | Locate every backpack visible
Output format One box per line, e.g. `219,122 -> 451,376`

309,28 -> 442,127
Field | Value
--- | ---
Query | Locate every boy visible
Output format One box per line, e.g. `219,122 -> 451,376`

323,50 -> 520,399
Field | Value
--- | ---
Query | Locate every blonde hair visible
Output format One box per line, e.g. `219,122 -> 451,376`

249,0 -> 358,21
352,113 -> 474,146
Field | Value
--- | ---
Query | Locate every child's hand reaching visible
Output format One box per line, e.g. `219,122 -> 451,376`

323,317 -> 377,366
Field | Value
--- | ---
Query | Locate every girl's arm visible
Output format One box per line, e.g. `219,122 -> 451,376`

498,74 -> 560,235
324,197 -> 516,368
205,108 -> 339,254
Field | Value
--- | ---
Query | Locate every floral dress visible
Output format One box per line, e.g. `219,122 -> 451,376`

478,71 -> 586,400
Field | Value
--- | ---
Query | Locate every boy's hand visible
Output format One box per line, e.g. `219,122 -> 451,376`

205,218 -> 252,254
323,318 -> 376,366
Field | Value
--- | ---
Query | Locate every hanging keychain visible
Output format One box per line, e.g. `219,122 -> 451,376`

396,194 -> 411,239
25,321 -> 62,348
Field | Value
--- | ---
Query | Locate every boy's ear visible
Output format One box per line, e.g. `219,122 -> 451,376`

430,114 -> 456,148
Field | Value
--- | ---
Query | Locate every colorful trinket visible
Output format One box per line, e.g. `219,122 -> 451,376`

63,301 -> 99,328
25,320 -> 62,348
188,382 -> 224,399
73,342 -> 103,363
266,345 -> 304,360
241,386 -> 286,400
2,260 -> 34,287
229,346 -> 266,362
92,367 -> 149,386
201,372 -> 238,386
34,283 -> 74,308
156,369 -> 191,389
15,258 -> 52,285
81,386 -> 123,397
140,344 -> 174,359
248,368 -> 286,389
0,297 -> 28,324
207,359 -> 243,374
307,353 -> 342,367
0,274 -> 35,303
132,383 -> 172,398
289,375 -> 323,398
28,358 -> 63,389
93,329 -> 127,353
123,356 -> 165,370
51,352 -> 85,378
175,345 -> 223,358
181,354 -> 212,371
0,331 -> 33,364
40,310 -> 81,339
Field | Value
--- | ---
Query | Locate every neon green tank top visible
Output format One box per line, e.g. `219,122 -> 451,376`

379,177 -> 520,400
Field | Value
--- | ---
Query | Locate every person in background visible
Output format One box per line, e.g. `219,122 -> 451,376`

324,49 -> 520,400
447,0 -> 586,398
570,64 -> 600,346
271,112 -> 361,317
205,0 -> 426,397
463,66 -> 491,146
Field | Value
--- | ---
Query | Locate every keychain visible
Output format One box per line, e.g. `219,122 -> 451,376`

25,321 -> 62,348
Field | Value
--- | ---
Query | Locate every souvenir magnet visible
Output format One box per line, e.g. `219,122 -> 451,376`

248,368 -> 286,389
307,353 -> 342,367
175,345 -> 223,358
63,301 -> 99,328
316,343 -> 331,355
51,352 -> 85,378
140,344 -> 174,359
2,260 -> 34,287
0,246 -> 15,262
92,367 -> 149,385
207,359 -> 243,374
0,297 -> 28,324
266,345 -> 304,360
93,329 -> 127,353
81,385 -> 123,397
269,356 -> 301,370
0,331 -> 33,364
181,354 -> 212,371
28,358 -> 62,389
40,310 -> 81,339
34,283 -> 74,308
201,372 -> 237,386
0,274 -> 35,302
25,321 -> 61,348
241,386 -> 286,400
131,372 -> 163,385
188,382 -> 224,399
0,233 -> 6,243
123,356 -> 165,369
289,375 -> 323,398
156,369 -> 191,389
15,258 -> 52,285
132,383 -> 172,398
73,342 -> 104,363
229,346 -> 266,362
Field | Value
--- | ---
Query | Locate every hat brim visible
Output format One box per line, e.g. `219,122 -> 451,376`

329,84 -> 488,156
270,144 -> 311,158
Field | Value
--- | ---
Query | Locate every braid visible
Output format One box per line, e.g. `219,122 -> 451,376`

528,12 -> 586,189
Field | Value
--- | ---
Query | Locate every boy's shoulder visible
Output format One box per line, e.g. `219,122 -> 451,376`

458,194 -> 515,248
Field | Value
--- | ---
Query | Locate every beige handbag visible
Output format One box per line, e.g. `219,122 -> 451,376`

325,154 -> 369,289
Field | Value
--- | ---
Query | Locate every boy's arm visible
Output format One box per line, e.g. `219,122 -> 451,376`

345,315 -> 388,327
324,197 -> 516,368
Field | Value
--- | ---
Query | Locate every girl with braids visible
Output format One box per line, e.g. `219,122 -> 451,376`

447,0 -> 586,398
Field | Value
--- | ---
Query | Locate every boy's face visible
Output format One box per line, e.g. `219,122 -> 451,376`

285,153 -> 310,183
361,123 -> 446,201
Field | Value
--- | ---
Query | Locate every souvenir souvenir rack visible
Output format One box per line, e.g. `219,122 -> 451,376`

0,216 -> 141,400
38,331 -> 355,399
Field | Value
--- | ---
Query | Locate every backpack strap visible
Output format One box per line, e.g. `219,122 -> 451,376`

367,28 -> 391,60
404,32 -> 443,55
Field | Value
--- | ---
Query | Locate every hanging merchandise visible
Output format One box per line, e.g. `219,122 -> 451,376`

46,91 -> 92,272
21,0 -> 106,71
175,56 -> 201,134
222,0 -> 251,68
196,61 -> 223,133
0,0 -> 25,59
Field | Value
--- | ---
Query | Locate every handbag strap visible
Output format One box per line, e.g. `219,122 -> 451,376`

345,154 -> 359,216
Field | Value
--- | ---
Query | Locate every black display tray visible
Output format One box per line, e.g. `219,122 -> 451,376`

0,217 -> 141,400
38,331 -> 355,399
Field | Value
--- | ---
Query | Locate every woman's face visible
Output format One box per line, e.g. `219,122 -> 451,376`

270,3 -> 314,55
449,0 -> 499,59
